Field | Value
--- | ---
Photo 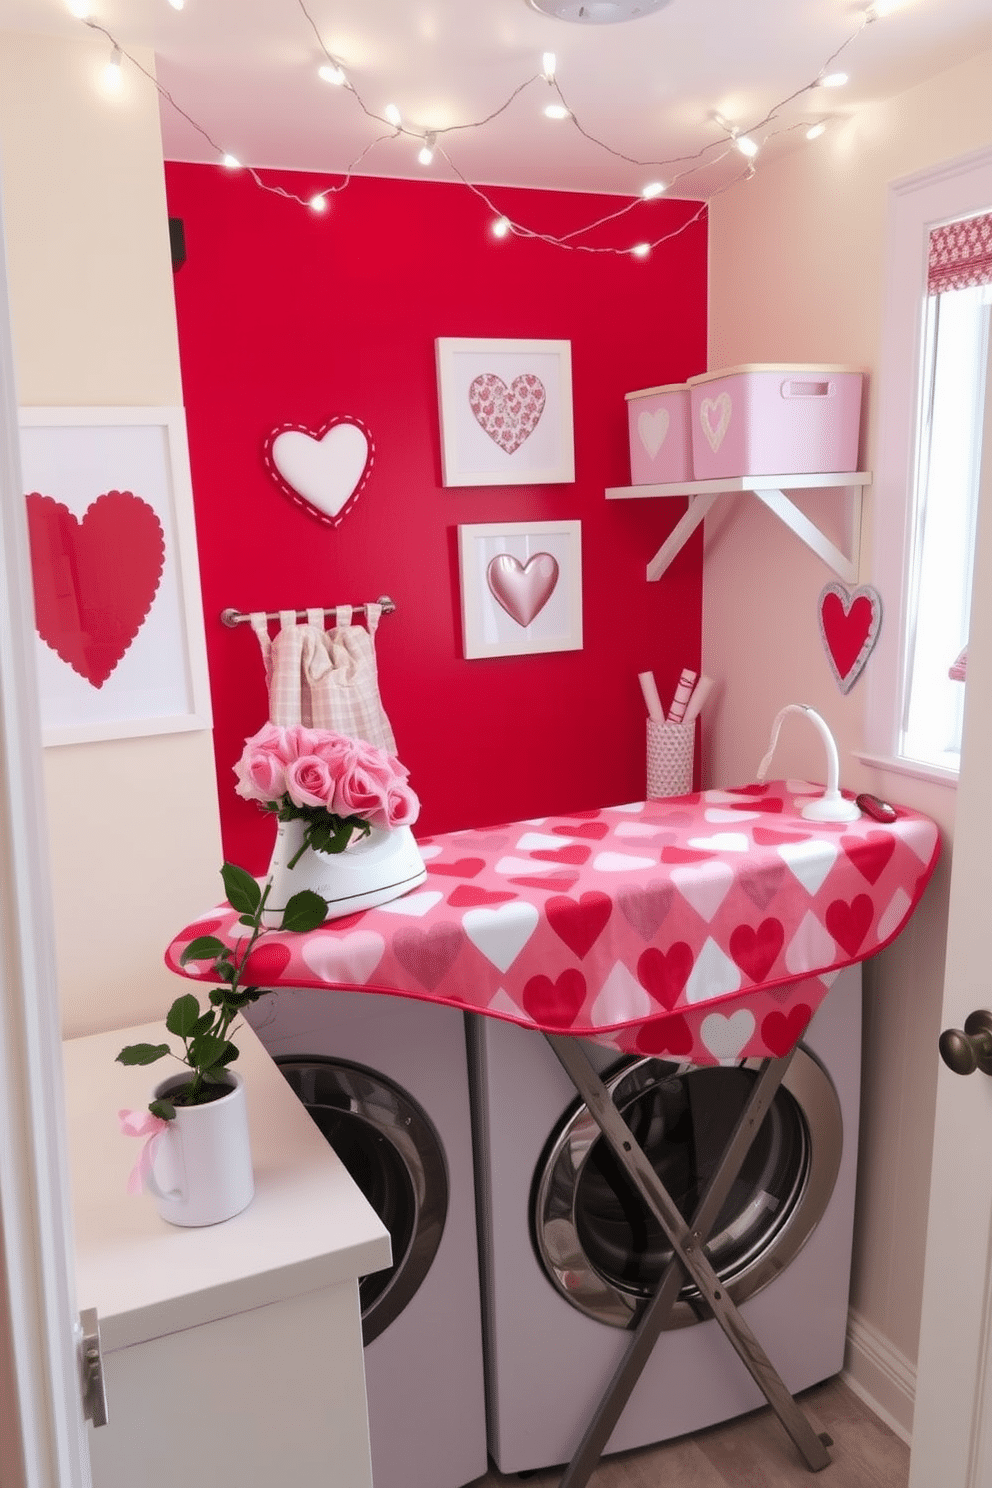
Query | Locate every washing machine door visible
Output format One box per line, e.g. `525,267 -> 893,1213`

533,1047 -> 842,1330
275,1056 -> 448,1345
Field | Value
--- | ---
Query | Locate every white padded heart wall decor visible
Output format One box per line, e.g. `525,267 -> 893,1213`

263,415 -> 374,527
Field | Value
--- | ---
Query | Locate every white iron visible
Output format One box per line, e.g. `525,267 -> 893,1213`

262,819 -> 428,924
755,703 -> 861,822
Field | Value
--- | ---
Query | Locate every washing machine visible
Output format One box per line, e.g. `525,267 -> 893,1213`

245,987 -> 488,1488
468,964 -> 862,1475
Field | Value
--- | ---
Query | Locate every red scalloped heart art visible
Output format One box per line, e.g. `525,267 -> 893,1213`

818,583 -> 882,694
26,490 -> 165,689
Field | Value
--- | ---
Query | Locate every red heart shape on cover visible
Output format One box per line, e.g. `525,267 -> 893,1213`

487,552 -> 559,627
730,798 -> 783,814
636,943 -> 694,1009
469,372 -> 546,454
393,924 -> 465,990
553,821 -> 610,840
522,968 -> 587,1028
241,942 -> 293,983
761,1005 -> 812,1057
635,1013 -> 693,1057
510,873 -> 580,893
825,895 -> 874,957
738,865 -> 787,910
735,783 -> 771,795
729,918 -> 785,983
841,831 -> 896,885
818,583 -> 882,694
752,826 -> 812,846
447,884 -> 518,908
661,845 -> 717,864
26,490 -> 165,688
617,883 -> 674,941
546,892 -> 612,959
531,844 -> 591,865
427,857 -> 486,878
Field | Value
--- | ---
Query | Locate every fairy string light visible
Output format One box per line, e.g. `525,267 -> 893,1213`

76,0 -> 885,255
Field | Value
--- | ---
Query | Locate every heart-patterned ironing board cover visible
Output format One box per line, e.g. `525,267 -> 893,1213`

164,781 -> 940,1065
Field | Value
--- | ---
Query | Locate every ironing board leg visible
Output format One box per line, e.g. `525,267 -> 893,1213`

544,1035 -> 833,1480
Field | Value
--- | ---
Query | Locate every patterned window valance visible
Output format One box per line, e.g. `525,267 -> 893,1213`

928,211 -> 992,295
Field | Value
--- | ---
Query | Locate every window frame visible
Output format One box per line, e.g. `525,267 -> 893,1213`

863,143 -> 992,787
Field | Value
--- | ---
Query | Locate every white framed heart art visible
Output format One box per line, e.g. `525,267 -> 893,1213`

263,414 -> 374,527
436,338 -> 574,486
458,520 -> 582,659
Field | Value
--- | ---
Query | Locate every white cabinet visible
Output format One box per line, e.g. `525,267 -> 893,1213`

606,471 -> 871,582
64,1019 -> 392,1488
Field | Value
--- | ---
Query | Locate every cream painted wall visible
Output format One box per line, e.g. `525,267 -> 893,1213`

705,45 -> 992,1432
0,28 -> 223,1038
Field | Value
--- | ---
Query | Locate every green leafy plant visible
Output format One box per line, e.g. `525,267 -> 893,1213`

116,862 -> 328,1119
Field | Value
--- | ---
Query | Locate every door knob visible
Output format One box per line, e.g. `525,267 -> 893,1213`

939,1010 -> 992,1077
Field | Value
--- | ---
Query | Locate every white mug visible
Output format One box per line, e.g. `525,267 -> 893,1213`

147,1070 -> 254,1227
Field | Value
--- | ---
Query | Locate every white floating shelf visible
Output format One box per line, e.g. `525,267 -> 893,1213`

605,471 -> 872,584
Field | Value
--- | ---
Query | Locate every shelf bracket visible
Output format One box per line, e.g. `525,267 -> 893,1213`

750,484 -> 862,585
646,492 -> 722,582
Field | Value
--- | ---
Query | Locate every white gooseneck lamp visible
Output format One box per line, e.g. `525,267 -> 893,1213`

755,703 -> 862,822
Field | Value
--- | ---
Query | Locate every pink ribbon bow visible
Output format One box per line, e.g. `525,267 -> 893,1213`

118,1108 -> 169,1196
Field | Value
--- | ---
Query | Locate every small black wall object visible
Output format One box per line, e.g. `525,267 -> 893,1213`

169,217 -> 186,272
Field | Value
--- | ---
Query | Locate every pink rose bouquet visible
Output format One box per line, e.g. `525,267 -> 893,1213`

234,725 -> 421,867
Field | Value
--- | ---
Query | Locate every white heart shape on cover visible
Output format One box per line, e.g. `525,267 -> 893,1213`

615,821 -> 668,838
684,937 -> 742,1004
777,839 -> 839,896
687,832 -> 750,853
610,801 -> 646,814
592,851 -> 657,872
895,819 -> 939,866
590,961 -> 655,1027
638,407 -> 670,458
701,1008 -> 755,1061
786,779 -> 818,795
819,969 -> 840,987
487,985 -> 525,1017
377,890 -> 444,917
704,789 -> 760,804
300,931 -> 386,984
516,831 -> 573,851
704,807 -> 761,823
785,910 -> 837,973
671,861 -> 735,921
700,392 -> 731,452
270,422 -> 369,521
418,843 -> 443,860
876,886 -> 912,943
494,855 -> 561,876
463,902 -> 540,972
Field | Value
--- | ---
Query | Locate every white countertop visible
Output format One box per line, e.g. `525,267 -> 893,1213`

64,1018 -> 392,1352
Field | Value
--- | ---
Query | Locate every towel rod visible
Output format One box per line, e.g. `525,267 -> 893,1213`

220,596 -> 396,628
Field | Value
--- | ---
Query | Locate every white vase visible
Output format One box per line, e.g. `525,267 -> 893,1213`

145,1070 -> 254,1227
262,817 -> 427,925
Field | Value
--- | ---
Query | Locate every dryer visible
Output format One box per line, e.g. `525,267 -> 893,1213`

468,965 -> 861,1475
245,987 -> 488,1488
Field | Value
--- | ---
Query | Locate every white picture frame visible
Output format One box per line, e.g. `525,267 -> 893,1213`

436,337 -> 574,486
458,520 -> 583,660
18,406 -> 213,746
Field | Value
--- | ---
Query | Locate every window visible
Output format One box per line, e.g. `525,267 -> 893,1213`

866,148 -> 992,785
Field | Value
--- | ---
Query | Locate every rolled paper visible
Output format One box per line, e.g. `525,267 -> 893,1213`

667,667 -> 698,724
681,674 -> 714,724
638,671 -> 665,723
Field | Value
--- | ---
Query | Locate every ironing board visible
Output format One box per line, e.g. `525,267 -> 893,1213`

165,779 -> 940,1484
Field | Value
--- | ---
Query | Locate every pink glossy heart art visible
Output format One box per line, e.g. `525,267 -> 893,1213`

487,552 -> 559,627
468,372 -> 546,455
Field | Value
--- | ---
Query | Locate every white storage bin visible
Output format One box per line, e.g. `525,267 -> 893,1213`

626,382 -> 692,484
687,364 -> 863,480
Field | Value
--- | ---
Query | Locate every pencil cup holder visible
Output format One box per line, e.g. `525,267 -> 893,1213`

647,719 -> 694,798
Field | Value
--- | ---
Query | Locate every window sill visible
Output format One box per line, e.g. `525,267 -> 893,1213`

854,751 -> 959,789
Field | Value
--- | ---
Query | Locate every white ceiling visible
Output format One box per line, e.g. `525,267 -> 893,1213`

3,0 -> 992,200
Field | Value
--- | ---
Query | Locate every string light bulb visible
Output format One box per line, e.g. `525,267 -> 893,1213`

542,52 -> 557,82
806,121 -> 828,140
418,133 -> 436,166
66,0 -> 91,16
101,47 -> 124,93
735,133 -> 759,158
318,62 -> 347,86
631,243 -> 651,258
222,152 -> 241,169
167,0 -> 185,10
544,102 -> 570,120
384,103 -> 402,127
641,181 -> 666,199
818,71 -> 848,88
309,193 -> 328,212
492,216 -> 511,238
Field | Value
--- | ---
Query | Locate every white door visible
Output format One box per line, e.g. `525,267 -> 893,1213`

0,181 -> 92,1485
908,296 -> 992,1483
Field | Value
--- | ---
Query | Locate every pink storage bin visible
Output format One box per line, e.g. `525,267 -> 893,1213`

626,382 -> 692,484
687,364 -> 864,480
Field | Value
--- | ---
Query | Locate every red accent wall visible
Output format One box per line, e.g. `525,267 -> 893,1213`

165,163 -> 707,873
